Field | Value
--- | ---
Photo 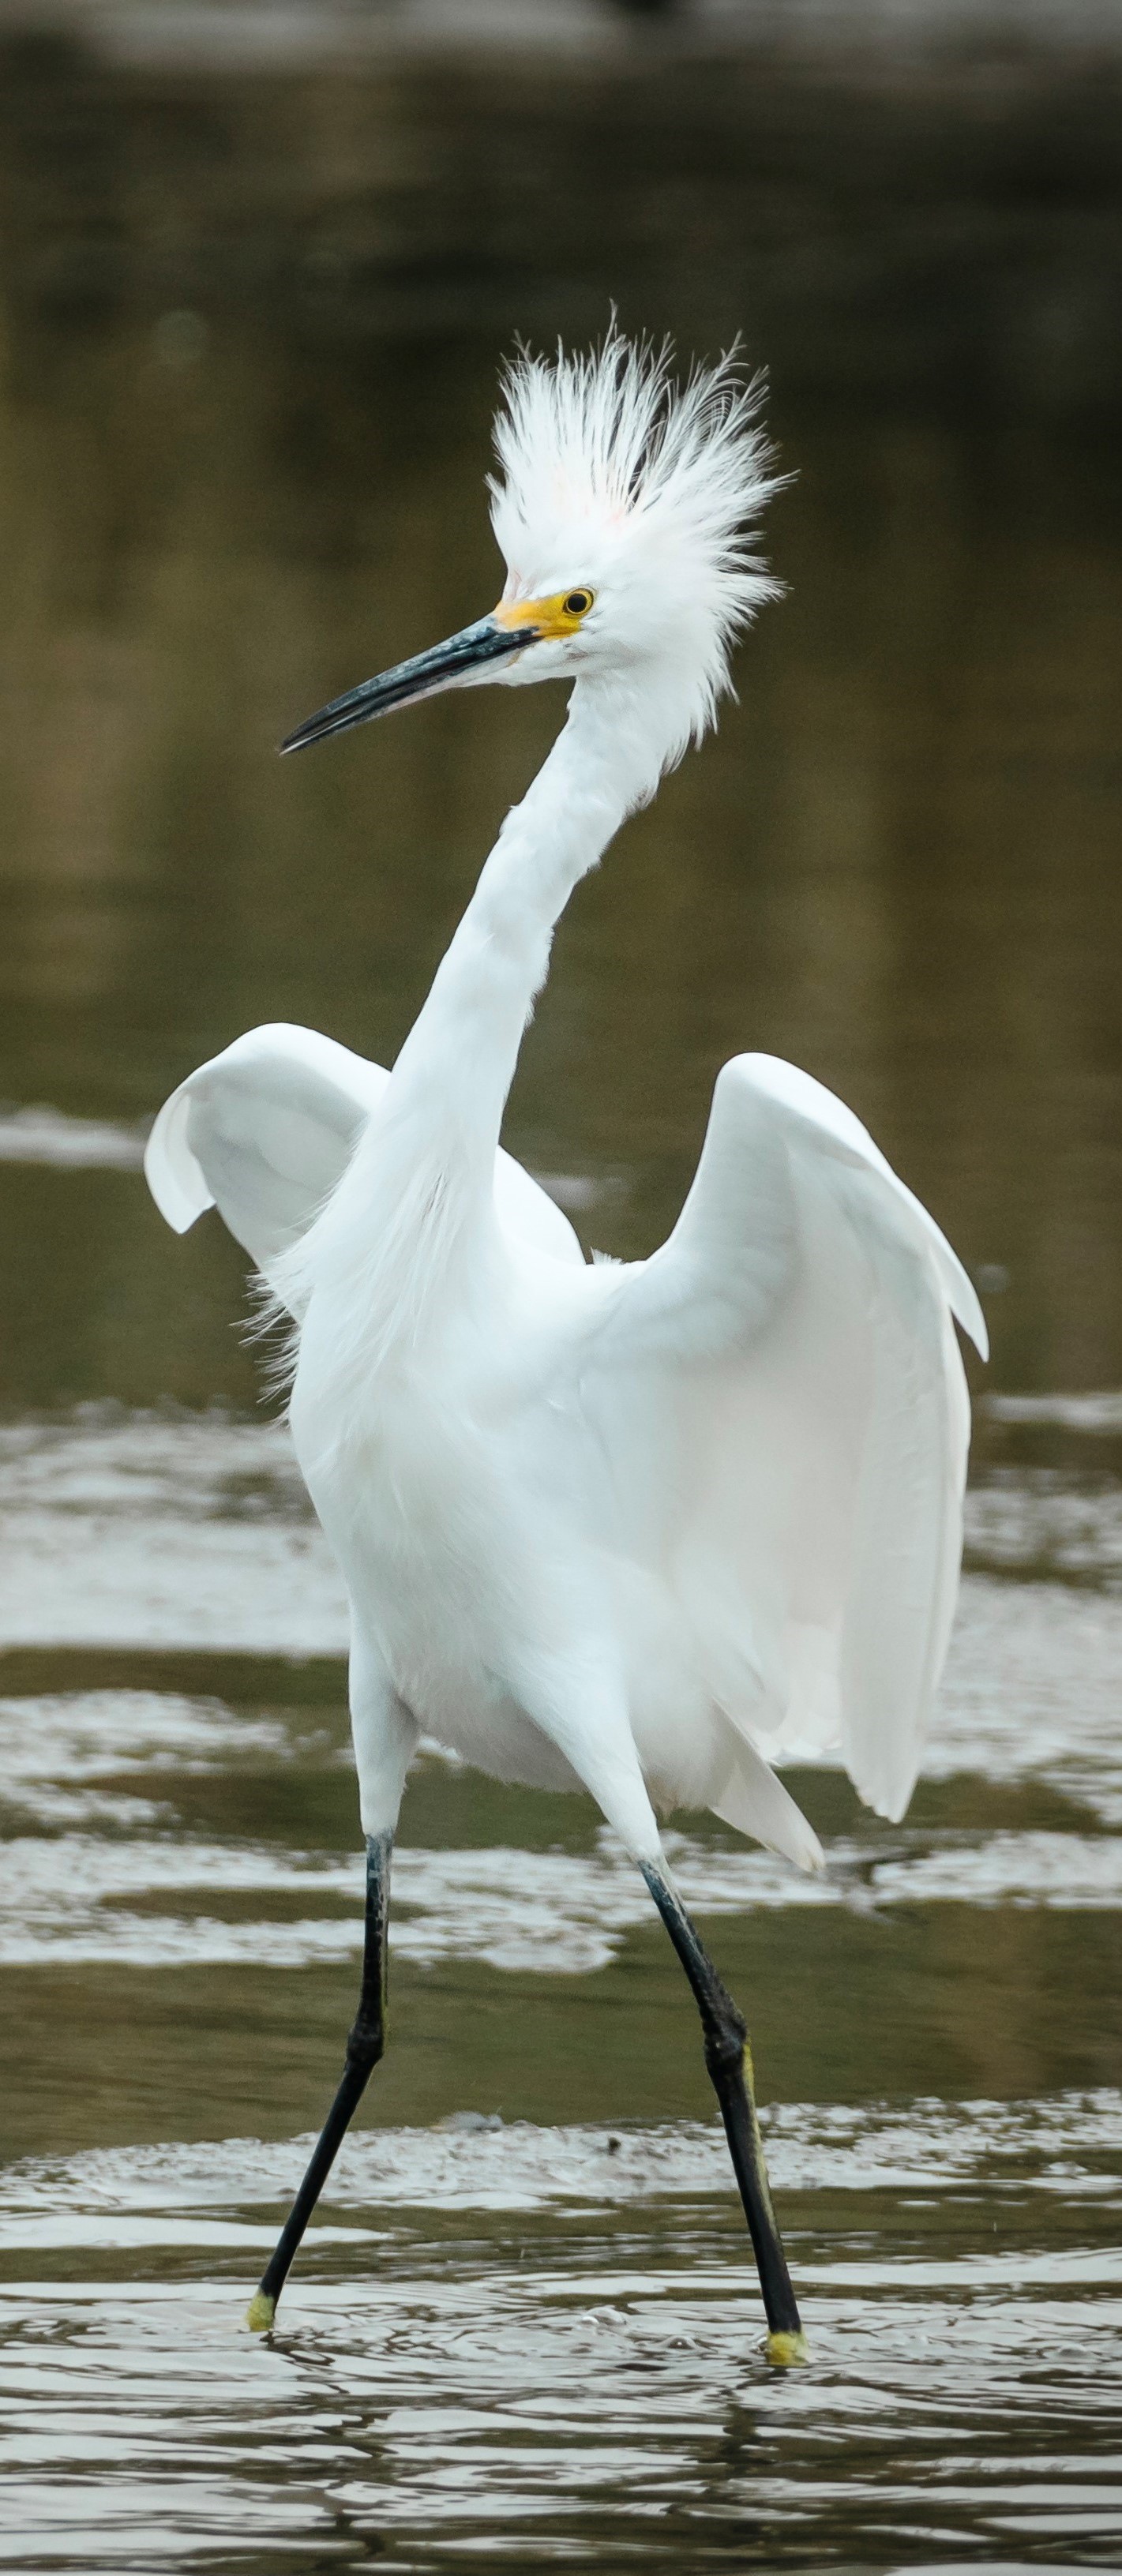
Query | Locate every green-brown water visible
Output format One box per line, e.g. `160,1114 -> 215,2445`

0,32 -> 1120,2571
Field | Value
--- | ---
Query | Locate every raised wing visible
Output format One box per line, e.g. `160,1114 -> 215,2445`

145,1022 -> 584,1288
581,1054 -> 987,1824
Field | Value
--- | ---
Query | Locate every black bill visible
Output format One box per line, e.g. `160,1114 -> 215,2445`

280,615 -> 538,754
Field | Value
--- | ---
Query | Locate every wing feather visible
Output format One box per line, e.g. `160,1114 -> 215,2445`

144,1022 -> 584,1289
581,1053 -> 985,1825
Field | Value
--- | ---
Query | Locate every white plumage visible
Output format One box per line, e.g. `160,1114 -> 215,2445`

146,330 -> 986,1884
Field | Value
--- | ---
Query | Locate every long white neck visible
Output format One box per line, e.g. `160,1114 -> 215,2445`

385,674 -> 666,1168
282,676 -> 670,1391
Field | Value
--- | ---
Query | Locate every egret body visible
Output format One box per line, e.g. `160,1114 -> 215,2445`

146,335 -> 986,2363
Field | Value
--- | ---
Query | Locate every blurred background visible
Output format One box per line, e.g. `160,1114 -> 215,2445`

2,9 -> 1122,2568
0,0 -> 1120,1412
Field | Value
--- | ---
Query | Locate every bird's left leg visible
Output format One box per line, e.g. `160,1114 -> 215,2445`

640,1855 -> 805,2367
509,1649 -> 805,2366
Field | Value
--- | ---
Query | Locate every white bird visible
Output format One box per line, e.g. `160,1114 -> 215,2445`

145,332 -> 986,2364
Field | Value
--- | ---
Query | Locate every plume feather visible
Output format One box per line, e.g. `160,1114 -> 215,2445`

488,325 -> 786,747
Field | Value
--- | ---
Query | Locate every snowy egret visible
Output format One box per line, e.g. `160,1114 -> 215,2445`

145,333 -> 986,2364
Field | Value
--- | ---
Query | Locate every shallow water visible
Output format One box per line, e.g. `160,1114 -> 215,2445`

3,2096 -> 1122,2572
2,1447 -> 1121,2567
0,28 -> 1121,2574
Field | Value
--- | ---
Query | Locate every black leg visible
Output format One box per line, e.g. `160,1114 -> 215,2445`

641,1858 -> 806,2367
247,1829 -> 392,2331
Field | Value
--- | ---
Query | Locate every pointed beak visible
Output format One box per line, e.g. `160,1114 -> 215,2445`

280,613 -> 540,754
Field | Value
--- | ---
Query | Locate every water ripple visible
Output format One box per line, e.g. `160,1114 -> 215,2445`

1,2094 -> 1120,2570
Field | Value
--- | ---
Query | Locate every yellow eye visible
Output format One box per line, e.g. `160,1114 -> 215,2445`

562,588 -> 594,618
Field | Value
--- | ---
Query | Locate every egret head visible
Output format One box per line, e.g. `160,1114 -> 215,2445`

283,330 -> 782,766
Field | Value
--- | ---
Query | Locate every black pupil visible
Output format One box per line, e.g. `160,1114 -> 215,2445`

565,591 -> 591,615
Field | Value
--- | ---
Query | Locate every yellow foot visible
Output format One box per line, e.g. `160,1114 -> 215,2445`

766,2328 -> 809,2369
246,2291 -> 276,2334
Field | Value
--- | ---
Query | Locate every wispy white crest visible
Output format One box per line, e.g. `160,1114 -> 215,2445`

489,325 -> 786,750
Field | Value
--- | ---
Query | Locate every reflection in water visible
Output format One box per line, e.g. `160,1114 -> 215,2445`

0,32 -> 1120,2574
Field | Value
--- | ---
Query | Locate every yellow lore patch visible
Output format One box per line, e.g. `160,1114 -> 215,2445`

494,587 -> 595,641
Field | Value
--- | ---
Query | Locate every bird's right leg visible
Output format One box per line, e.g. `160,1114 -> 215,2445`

246,1828 -> 391,2331
246,1644 -> 417,2332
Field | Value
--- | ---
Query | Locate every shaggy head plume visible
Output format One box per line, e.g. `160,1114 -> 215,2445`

488,328 -> 784,756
